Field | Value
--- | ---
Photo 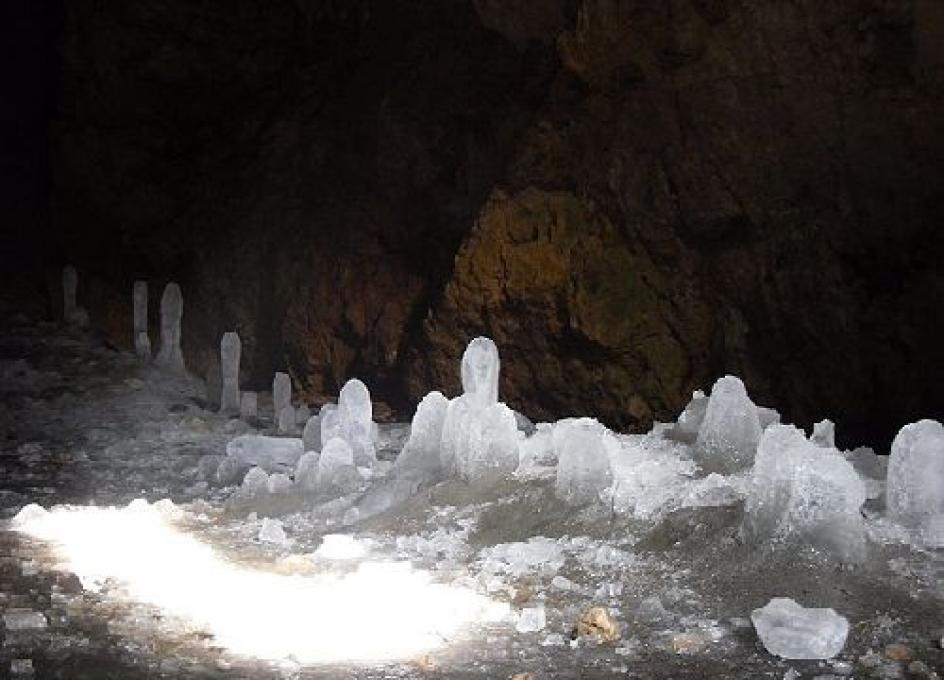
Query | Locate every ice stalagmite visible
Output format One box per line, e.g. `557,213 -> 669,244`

220,332 -> 241,414
339,378 -> 376,467
887,419 -> 944,546
273,372 -> 291,421
695,375 -> 762,473
155,283 -> 184,370
132,281 -> 150,358
395,391 -> 449,478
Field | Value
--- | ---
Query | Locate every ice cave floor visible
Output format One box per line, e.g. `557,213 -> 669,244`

0,313 -> 942,679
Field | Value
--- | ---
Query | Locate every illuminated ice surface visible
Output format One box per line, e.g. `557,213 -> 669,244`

0,316 -> 942,679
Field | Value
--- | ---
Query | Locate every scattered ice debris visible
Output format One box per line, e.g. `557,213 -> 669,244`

338,378 -> 376,467
478,538 -> 566,578
751,597 -> 848,660
743,424 -> 866,561
886,419 -> 944,546
812,419 -> 836,448
314,534 -> 367,560
132,280 -> 150,358
554,418 -> 612,506
273,372 -> 292,421
218,435 -> 304,483
574,606 -> 620,643
239,391 -> 258,418
515,606 -> 546,633
258,517 -> 288,544
2,608 -> 48,631
219,332 -> 241,414
155,282 -> 184,370
694,375 -> 762,473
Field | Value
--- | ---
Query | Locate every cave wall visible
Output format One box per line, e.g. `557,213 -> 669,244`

50,0 -> 944,449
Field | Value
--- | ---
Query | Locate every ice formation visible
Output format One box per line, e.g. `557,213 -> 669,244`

317,437 -> 361,497
395,391 -> 449,478
319,403 -> 340,448
294,451 -> 320,494
887,419 -> 944,546
239,391 -> 258,418
302,414 -> 322,452
695,375 -> 762,473
668,390 -> 707,444
554,418 -> 613,505
155,283 -> 184,370
751,598 -> 849,659
273,372 -> 291,420
743,424 -> 866,561
217,435 -> 304,484
811,419 -> 836,448
338,378 -> 376,467
132,280 -> 150,358
219,332 -> 241,414
460,336 -> 500,408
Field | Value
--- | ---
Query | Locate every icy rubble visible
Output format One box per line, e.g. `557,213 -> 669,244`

751,598 -> 849,659
742,424 -> 866,561
887,419 -> 944,546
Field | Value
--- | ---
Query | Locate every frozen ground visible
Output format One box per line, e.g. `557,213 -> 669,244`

0,313 -> 942,679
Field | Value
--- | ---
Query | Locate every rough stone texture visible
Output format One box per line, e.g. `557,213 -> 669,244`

46,0 -> 944,448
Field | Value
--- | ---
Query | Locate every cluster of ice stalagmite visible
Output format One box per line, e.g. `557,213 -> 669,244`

132,281 -> 150,358
155,283 -> 184,370
886,419 -> 944,546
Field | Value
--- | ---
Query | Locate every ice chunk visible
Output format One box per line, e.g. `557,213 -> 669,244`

240,391 -> 258,418
319,403 -> 340,449
155,282 -> 184,370
258,518 -> 288,544
743,424 -> 865,561
668,390 -> 707,444
339,378 -> 376,467
220,435 -> 304,483
555,418 -> 612,505
695,376 -> 762,473
132,280 -> 150,358
219,332 -> 241,413
516,606 -> 546,633
317,437 -> 361,498
2,608 -> 47,631
273,372 -> 291,420
460,336 -> 500,408
751,598 -> 848,659
811,419 -> 835,448
278,405 -> 296,434
887,420 -> 944,544
294,451 -> 320,494
396,391 -> 449,478
302,415 -> 322,452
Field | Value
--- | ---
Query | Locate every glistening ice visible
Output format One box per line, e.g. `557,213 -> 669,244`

11,500 -> 508,664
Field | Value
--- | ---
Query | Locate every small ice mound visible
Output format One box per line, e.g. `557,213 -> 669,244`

516,606 -> 546,633
460,336 -> 500,408
554,418 -> 612,506
667,390 -> 707,444
314,534 -> 366,560
695,376 -> 762,473
294,451 -> 320,494
302,415 -> 322,452
751,598 -> 849,660
319,403 -> 339,448
396,391 -> 449,479
258,518 -> 288,544
456,403 -> 519,484
339,378 -> 376,467
219,435 -> 304,484
743,424 -> 866,561
317,437 -> 361,498
886,419 -> 944,545
811,419 -> 836,448
13,504 -> 48,526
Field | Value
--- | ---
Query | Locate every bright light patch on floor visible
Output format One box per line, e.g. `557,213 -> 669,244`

12,501 -> 507,664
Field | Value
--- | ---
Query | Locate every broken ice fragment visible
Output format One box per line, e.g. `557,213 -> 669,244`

155,283 -> 184,370
132,280 -> 150,358
220,332 -> 241,414
695,375 -> 762,473
751,597 -> 848,659
887,419 -> 944,544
